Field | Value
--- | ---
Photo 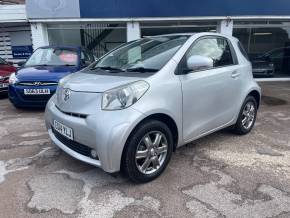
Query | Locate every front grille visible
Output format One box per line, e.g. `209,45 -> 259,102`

55,105 -> 87,119
52,127 -> 96,159
18,82 -> 58,86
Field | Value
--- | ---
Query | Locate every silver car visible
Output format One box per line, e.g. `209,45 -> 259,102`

45,33 -> 261,183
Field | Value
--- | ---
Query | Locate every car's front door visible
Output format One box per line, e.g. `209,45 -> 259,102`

178,36 -> 242,142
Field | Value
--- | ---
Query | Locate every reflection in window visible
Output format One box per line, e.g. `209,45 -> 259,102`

25,48 -> 78,67
234,25 -> 290,78
95,36 -> 189,71
187,37 -> 233,67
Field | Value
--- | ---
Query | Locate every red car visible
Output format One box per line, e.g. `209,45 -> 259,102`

0,57 -> 16,95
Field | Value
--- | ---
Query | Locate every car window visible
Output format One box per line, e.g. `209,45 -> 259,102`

25,48 -> 78,67
238,42 -> 250,61
186,37 -> 234,68
91,35 -> 189,72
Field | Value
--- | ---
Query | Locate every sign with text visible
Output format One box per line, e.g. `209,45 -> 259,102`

12,46 -> 33,59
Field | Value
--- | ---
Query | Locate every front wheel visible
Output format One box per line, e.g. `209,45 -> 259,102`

233,96 -> 258,135
122,120 -> 173,183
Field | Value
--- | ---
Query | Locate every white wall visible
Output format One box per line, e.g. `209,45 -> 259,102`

127,22 -> 141,42
30,23 -> 49,50
0,5 -> 26,22
217,19 -> 233,36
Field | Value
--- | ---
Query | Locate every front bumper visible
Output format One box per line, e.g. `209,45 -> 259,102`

45,95 -> 146,173
8,84 -> 57,107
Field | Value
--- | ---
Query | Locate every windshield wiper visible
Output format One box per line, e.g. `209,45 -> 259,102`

125,67 -> 159,73
63,64 -> 76,66
93,66 -> 125,72
35,64 -> 49,66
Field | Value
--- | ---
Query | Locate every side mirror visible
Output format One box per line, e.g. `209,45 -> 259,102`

186,55 -> 213,72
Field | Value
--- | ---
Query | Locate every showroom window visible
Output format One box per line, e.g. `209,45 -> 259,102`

141,21 -> 217,37
233,21 -> 290,78
47,23 -> 127,58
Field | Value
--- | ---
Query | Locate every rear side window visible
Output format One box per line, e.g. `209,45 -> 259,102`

238,41 -> 250,61
186,37 -> 234,68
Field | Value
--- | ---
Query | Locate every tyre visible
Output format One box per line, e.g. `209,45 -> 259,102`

233,96 -> 258,135
122,120 -> 173,183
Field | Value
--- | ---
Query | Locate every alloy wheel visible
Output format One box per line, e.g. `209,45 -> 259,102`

241,101 -> 256,130
135,131 -> 168,175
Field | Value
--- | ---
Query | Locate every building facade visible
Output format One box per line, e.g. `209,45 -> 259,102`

0,3 -> 32,64
4,0 -> 290,80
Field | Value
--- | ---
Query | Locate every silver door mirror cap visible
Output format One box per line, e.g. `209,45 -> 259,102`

187,55 -> 214,71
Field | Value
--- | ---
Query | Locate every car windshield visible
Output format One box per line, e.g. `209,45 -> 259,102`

25,48 -> 78,67
91,35 -> 189,73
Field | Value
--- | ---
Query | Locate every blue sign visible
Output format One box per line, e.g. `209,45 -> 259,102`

79,0 -> 290,18
25,0 -> 290,19
12,46 -> 33,59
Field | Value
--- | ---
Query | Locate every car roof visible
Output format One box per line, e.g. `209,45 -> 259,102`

144,32 -> 237,40
144,33 -> 196,37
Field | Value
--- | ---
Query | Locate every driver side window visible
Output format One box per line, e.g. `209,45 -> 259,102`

186,37 -> 234,68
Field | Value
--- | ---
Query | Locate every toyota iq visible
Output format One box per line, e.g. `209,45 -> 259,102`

45,33 -> 261,183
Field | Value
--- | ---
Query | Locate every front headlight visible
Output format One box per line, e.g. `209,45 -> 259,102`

102,81 -> 149,111
9,72 -> 18,84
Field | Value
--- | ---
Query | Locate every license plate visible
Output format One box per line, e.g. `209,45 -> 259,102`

24,89 -> 50,95
0,83 -> 8,88
53,120 -> 74,140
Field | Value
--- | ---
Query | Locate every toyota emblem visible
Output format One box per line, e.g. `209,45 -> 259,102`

63,88 -> 71,102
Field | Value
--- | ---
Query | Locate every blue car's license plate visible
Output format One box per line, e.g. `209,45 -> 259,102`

24,89 -> 50,95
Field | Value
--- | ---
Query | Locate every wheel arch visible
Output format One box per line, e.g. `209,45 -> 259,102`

247,89 -> 261,109
121,113 -> 179,171
126,113 -> 179,150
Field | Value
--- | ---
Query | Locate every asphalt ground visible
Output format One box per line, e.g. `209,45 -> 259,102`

0,82 -> 290,218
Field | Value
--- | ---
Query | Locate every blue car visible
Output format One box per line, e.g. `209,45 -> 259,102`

8,46 -> 94,108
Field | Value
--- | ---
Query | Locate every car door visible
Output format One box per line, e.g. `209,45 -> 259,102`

178,36 -> 242,142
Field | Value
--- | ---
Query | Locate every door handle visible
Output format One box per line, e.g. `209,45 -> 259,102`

231,71 -> 240,78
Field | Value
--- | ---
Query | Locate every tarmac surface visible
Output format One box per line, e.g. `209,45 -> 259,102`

0,82 -> 290,218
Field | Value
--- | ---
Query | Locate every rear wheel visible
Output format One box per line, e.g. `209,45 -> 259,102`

122,120 -> 173,183
233,96 -> 257,135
